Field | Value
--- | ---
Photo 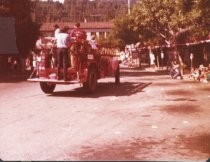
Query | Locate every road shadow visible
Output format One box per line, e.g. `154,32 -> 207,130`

49,82 -> 151,98
0,71 -> 29,83
120,67 -> 169,77
0,67 -> 168,82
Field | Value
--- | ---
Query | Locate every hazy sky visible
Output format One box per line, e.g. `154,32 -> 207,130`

55,0 -> 64,3
41,0 -> 64,3
41,0 -> 97,3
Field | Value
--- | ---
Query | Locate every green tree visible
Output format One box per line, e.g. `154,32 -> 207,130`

112,0 -> 209,47
112,0 -> 210,69
131,0 -> 178,45
112,15 -> 140,49
182,0 -> 210,40
131,0 -> 210,45
0,0 -> 40,58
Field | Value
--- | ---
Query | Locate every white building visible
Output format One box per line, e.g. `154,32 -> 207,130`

40,22 -> 113,40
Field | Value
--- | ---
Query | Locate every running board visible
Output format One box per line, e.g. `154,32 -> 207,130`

27,78 -> 80,84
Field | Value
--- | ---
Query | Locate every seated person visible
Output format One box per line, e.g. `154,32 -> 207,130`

88,35 -> 98,50
170,60 -> 182,79
189,67 -> 201,81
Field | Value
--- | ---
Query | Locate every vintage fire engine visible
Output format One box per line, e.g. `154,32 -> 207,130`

27,37 -> 121,94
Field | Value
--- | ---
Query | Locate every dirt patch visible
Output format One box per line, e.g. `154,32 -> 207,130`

166,89 -> 194,96
182,80 -> 201,84
69,138 -> 165,160
166,98 -> 197,102
177,133 -> 210,155
69,135 -> 210,160
162,104 -> 201,114
200,86 -> 210,92
153,82 -> 179,87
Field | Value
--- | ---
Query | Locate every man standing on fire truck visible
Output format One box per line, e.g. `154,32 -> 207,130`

69,22 -> 87,68
56,26 -> 71,81
70,22 -> 87,41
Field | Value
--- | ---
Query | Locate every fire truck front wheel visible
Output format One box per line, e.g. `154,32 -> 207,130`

83,67 -> 97,93
40,82 -> 56,94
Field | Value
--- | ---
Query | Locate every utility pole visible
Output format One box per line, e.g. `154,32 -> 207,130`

128,0 -> 131,15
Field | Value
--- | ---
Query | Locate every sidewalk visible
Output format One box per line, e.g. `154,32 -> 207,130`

121,64 -> 210,84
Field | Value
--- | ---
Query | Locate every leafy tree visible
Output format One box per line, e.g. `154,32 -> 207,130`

130,0 -> 210,45
112,15 -> 140,49
184,0 -> 210,40
112,0 -> 209,47
131,0 -> 178,45
112,0 -> 210,69
0,0 -> 40,58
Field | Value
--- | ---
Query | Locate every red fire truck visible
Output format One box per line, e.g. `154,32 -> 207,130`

27,38 -> 121,94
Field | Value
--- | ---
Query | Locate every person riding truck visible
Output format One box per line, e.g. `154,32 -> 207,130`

69,22 -> 88,68
70,22 -> 87,41
56,26 -> 71,81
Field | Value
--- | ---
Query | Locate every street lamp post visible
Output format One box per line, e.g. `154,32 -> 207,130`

190,53 -> 194,71
128,0 -> 131,15
161,51 -> 164,69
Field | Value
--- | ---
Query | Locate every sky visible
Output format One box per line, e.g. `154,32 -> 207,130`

54,0 -> 64,3
40,0 -> 96,3
40,0 -> 65,3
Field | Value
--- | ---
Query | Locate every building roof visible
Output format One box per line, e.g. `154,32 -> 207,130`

40,22 -> 114,32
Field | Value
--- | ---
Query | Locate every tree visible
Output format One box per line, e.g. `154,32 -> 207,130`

0,0 -> 40,58
112,0 -> 210,69
131,0 -> 210,45
112,0 -> 209,47
112,15 -> 140,49
31,0 -> 134,23
131,0 -> 177,46
182,0 -> 210,40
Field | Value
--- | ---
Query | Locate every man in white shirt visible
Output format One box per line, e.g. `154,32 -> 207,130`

56,26 -> 70,81
54,24 -> 60,40
52,24 -> 60,67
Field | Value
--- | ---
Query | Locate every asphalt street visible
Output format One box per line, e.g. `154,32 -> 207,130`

0,66 -> 210,161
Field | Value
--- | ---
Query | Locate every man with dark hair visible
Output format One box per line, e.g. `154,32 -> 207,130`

56,26 -> 70,81
69,23 -> 87,68
70,22 -> 87,41
54,24 -> 60,39
52,24 -> 60,67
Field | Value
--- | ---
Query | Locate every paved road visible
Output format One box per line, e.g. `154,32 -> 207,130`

0,67 -> 210,161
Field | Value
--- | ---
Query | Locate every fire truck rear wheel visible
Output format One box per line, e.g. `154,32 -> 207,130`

83,67 -> 97,93
40,82 -> 56,94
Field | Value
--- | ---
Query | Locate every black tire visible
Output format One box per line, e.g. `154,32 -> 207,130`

115,64 -> 120,85
40,82 -> 56,94
83,67 -> 97,93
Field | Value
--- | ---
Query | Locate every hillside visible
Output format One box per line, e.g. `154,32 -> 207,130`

31,0 -> 137,23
